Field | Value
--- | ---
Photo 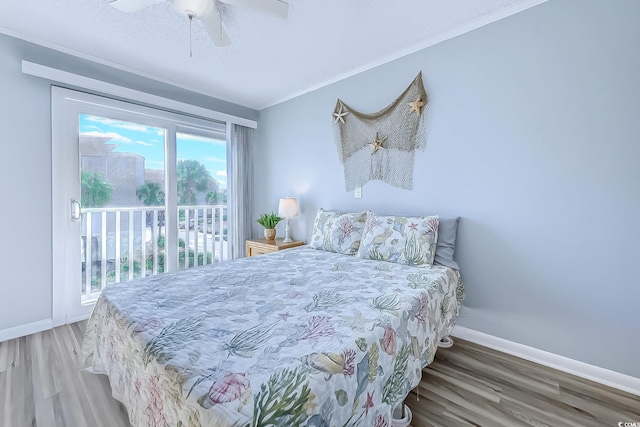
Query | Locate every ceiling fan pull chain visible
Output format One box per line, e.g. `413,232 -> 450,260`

189,14 -> 193,58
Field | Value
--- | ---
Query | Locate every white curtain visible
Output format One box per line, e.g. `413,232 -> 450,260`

227,124 -> 254,258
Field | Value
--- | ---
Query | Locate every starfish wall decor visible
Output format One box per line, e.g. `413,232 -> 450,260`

408,98 -> 425,115
370,132 -> 386,155
332,72 -> 429,191
333,103 -> 349,124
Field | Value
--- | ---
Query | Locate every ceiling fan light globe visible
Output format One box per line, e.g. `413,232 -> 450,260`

172,0 -> 213,18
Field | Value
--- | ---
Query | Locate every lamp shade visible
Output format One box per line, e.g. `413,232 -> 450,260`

278,197 -> 298,218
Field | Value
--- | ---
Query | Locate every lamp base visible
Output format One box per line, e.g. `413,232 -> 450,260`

283,218 -> 293,243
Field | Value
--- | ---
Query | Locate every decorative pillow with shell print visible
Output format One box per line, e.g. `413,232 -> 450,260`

357,212 -> 440,267
309,209 -> 368,255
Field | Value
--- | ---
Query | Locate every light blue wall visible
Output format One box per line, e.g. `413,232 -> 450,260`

254,0 -> 640,377
0,33 -> 258,331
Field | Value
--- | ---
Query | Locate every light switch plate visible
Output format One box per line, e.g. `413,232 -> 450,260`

354,186 -> 362,199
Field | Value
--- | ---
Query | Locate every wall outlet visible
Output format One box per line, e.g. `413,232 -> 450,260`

354,186 -> 362,199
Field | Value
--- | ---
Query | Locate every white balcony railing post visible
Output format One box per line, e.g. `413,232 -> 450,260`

115,211 -> 121,283
101,211 -> 107,289
184,208 -> 190,269
152,210 -> 159,275
85,212 -> 92,297
203,207 -> 209,265
194,208 -> 199,267
141,209 -> 146,278
128,211 -> 134,281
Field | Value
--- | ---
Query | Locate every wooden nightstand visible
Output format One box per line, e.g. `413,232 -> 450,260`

245,238 -> 304,257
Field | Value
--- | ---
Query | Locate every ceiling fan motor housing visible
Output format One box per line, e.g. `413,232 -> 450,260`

172,0 -> 213,18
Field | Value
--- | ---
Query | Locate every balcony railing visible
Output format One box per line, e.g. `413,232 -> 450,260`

81,205 -> 227,302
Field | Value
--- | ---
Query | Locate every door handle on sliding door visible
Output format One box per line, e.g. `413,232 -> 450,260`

71,198 -> 81,222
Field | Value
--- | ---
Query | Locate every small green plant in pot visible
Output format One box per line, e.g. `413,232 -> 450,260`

256,212 -> 282,240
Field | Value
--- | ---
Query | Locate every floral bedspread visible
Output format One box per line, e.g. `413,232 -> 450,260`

80,246 -> 463,427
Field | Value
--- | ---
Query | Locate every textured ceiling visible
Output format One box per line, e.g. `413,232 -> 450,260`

0,0 -> 543,110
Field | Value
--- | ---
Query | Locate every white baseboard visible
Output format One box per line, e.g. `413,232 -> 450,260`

0,319 -> 53,343
452,325 -> 640,397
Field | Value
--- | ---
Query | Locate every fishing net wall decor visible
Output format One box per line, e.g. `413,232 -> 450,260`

332,72 -> 429,191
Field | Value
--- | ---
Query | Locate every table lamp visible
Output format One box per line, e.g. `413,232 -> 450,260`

278,197 -> 298,243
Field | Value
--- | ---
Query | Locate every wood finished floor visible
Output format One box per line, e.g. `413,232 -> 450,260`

0,322 -> 129,427
0,322 -> 638,427
406,339 -> 640,427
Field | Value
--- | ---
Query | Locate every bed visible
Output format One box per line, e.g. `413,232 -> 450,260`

80,214 -> 463,427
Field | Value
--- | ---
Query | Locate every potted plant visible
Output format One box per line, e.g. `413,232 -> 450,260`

256,212 -> 282,240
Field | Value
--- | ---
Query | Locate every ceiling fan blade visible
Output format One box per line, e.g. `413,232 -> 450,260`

109,0 -> 164,13
200,12 -> 231,47
219,0 -> 288,18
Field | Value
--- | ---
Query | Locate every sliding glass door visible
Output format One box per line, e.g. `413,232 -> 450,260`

52,88 -> 229,324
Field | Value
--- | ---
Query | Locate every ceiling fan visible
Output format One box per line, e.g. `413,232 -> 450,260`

109,0 -> 288,48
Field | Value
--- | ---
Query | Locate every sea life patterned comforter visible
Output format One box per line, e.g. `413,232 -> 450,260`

80,246 -> 463,427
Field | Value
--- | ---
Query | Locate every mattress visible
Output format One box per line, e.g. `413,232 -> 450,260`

80,246 -> 463,426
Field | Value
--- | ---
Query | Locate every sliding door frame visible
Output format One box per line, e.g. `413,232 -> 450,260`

51,87 -> 226,326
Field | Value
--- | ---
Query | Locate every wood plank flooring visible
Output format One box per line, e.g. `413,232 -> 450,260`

0,322 -> 130,427
0,322 -> 638,426
406,339 -> 640,427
